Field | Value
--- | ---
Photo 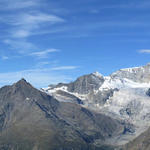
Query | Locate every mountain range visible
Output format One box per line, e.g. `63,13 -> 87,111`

1,63 -> 150,149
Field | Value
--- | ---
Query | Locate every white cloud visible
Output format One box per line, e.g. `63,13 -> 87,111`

138,49 -> 150,54
0,4 -> 65,56
0,0 -> 38,10
0,68 -> 72,88
2,12 -> 65,38
9,13 -> 64,26
36,61 -> 50,67
51,66 -> 78,71
13,30 -> 31,38
1,56 -> 9,60
0,11 -> 65,54
30,49 -> 60,58
25,13 -> 64,24
3,39 -> 36,53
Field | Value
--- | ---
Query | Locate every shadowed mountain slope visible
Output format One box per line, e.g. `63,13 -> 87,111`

0,79 -> 123,150
122,127 -> 150,150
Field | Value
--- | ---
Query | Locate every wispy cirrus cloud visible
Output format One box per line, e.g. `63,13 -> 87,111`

0,0 -> 38,10
1,10 -> 65,55
0,68 -> 73,88
3,39 -> 36,53
35,61 -> 50,68
30,49 -> 60,58
1,56 -> 9,60
0,65 -> 79,87
138,49 -> 150,54
10,13 -> 65,27
2,12 -> 65,38
0,0 -> 81,87
0,0 -> 65,55
51,66 -> 78,71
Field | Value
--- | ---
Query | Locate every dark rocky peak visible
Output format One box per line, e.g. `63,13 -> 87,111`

8,78 -> 36,99
0,79 -> 33,102
0,79 -> 59,116
67,72 -> 105,94
20,78 -> 27,82
0,79 -> 30,96
47,72 -> 105,95
13,78 -> 55,98
146,88 -> 150,97
13,78 -> 33,88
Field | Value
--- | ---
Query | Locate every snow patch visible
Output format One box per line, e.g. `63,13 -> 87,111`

99,77 -> 150,91
92,71 -> 103,78
26,97 -> 30,101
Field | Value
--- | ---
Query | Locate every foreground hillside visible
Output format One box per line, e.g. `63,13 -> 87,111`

123,127 -> 150,150
0,79 -> 123,150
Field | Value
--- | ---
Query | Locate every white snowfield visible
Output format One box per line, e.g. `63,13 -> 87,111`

101,76 -> 150,90
43,63 -> 150,144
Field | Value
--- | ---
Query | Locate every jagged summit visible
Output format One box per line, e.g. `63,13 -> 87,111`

14,78 -> 28,84
92,71 -> 103,78
12,78 -> 34,90
20,78 -> 27,82
66,72 -> 105,94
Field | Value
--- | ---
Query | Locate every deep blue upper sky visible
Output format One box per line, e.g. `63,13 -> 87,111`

0,0 -> 150,87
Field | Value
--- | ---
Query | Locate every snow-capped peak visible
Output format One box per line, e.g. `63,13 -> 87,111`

92,71 -> 103,78
120,67 -> 141,73
110,63 -> 150,83
42,63 -> 150,145
100,77 -> 150,91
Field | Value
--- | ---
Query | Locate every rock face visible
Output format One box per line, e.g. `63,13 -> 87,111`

146,88 -> 150,97
44,63 -> 150,145
67,72 -> 105,94
44,72 -> 113,107
0,79 -> 123,150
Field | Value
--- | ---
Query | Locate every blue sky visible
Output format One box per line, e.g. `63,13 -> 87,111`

0,0 -> 150,87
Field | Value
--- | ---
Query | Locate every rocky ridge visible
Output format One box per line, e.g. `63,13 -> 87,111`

43,63 -> 150,145
0,79 -> 124,150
